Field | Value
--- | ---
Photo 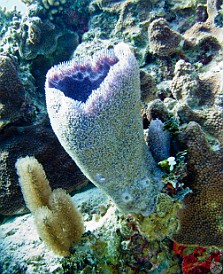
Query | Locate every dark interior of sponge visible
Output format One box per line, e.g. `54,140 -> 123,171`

48,57 -> 118,103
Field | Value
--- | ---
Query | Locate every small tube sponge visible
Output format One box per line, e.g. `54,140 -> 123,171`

16,156 -> 84,256
147,119 -> 170,162
15,156 -> 52,212
45,42 -> 163,216
35,189 -> 84,256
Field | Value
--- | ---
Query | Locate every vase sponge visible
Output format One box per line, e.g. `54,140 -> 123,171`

45,42 -> 163,216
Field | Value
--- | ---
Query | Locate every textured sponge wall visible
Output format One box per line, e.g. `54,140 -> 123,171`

45,43 -> 163,216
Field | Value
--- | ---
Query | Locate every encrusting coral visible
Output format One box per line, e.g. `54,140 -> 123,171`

148,18 -> 183,57
170,59 -> 200,107
15,156 -> 84,256
45,42 -> 163,216
18,16 -> 62,60
138,193 -> 182,242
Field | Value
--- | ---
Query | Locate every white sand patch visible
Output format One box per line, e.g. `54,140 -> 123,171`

0,187 -> 112,273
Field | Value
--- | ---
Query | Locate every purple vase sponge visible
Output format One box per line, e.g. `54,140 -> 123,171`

45,42 -> 163,216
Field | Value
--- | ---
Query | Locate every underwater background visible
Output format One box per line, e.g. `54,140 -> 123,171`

0,0 -> 223,273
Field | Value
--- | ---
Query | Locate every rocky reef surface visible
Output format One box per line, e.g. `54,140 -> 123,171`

0,0 -> 223,273
0,187 -> 182,273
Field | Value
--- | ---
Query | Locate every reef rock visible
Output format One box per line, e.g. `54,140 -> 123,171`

0,55 -> 25,130
0,118 -> 87,216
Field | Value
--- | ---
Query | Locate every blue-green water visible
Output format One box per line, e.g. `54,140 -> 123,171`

0,0 -> 27,14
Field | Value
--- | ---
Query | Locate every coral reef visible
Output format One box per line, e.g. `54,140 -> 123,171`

45,42 -> 163,216
0,0 -> 223,271
0,0 -> 88,218
16,156 -> 84,256
161,7 -> 223,249
0,1 -> 83,84
173,122 -> 223,247
141,0 -> 223,249
18,16 -> 63,60
86,0 -> 166,65
148,18 -> 183,57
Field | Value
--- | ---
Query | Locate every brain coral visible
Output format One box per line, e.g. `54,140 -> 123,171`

173,122 -> 223,247
45,42 -> 163,216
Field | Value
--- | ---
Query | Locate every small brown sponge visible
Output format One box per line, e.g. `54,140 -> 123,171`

15,156 -> 84,256
15,156 -> 52,212
35,189 -> 84,256
172,122 -> 223,247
